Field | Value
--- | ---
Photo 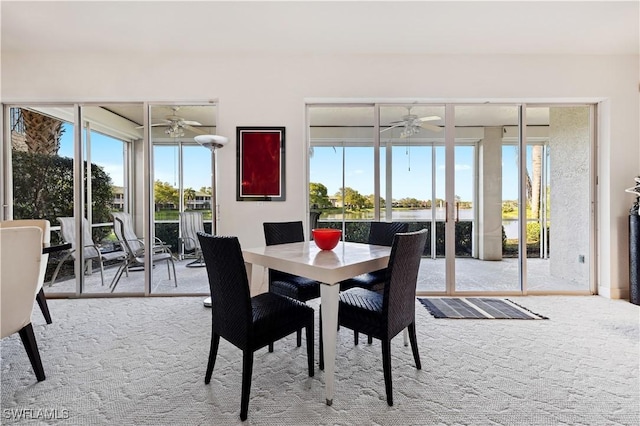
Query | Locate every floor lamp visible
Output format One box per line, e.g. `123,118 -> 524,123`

194,134 -> 228,307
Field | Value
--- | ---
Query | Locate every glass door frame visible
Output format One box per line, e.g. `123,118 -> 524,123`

147,102 -> 219,296
307,101 -> 596,297
446,103 -> 527,296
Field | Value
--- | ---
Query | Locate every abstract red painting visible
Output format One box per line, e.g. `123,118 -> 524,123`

236,127 -> 286,201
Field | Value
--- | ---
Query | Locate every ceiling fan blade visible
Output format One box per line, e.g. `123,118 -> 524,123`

380,123 -> 405,133
184,124 -> 207,135
181,120 -> 202,126
418,116 -> 441,122
419,123 -> 443,132
134,122 -> 167,129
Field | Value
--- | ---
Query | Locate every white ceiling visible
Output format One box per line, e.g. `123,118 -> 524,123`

4,1 -> 638,133
2,1 -> 639,56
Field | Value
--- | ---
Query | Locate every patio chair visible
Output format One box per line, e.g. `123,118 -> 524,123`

110,212 -> 177,292
319,229 -> 428,406
1,226 -> 47,381
179,211 -> 205,267
1,219 -> 53,324
198,232 -> 314,421
49,217 -> 127,288
309,211 -> 320,240
263,221 -> 321,350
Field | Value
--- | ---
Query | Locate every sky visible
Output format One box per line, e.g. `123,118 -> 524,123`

60,124 -> 525,203
59,124 -> 213,191
310,144 -> 523,202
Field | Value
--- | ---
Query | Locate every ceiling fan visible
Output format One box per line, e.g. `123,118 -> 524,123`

137,107 -> 203,137
380,107 -> 442,138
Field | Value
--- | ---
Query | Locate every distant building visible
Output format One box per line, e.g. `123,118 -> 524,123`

186,191 -> 211,210
113,186 -> 211,211
328,196 -> 342,208
112,186 -> 125,211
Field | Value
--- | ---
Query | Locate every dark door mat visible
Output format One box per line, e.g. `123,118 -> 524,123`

419,297 -> 548,319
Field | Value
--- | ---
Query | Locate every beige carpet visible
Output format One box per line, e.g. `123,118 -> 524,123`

1,296 -> 638,425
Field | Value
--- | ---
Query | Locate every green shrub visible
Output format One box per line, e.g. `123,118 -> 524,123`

527,222 -> 541,243
12,151 -> 114,242
318,220 -> 473,258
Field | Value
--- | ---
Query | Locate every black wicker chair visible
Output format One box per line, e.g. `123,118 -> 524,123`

319,229 -> 428,406
263,221 -> 321,349
339,222 -> 409,344
198,232 -> 314,421
340,222 -> 409,293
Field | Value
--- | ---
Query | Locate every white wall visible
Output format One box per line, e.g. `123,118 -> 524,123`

2,52 -> 638,298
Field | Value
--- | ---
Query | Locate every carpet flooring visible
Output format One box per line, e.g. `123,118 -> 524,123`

1,296 -> 638,425
419,298 -> 548,319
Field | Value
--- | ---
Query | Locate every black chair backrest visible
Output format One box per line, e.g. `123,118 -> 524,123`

369,222 -> 409,247
198,232 -> 251,348
383,229 -> 428,337
263,221 -> 305,246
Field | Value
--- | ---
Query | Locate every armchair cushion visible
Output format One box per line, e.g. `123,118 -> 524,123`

1,226 -> 43,338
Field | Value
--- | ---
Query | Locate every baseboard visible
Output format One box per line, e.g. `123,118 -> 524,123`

598,285 -> 629,300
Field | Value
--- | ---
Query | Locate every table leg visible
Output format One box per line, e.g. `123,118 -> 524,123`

244,262 -> 255,296
320,283 -> 340,406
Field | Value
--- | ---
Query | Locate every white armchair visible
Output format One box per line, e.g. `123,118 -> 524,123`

0,226 -> 47,381
0,219 -> 53,324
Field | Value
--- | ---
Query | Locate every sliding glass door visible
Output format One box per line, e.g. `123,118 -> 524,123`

7,106 -> 78,295
150,104 -> 217,295
453,105 -> 522,293
80,104 -> 140,294
308,105 -> 376,241
3,103 -> 221,296
524,105 -> 593,293
379,105 -> 446,292
307,102 -> 595,296
4,104 -> 142,295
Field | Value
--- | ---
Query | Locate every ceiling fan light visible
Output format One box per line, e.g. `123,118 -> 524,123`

165,126 -> 184,138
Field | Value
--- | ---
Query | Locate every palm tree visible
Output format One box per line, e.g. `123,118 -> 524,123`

530,145 -> 543,218
184,188 -> 196,209
20,109 -> 63,154
513,146 -> 533,207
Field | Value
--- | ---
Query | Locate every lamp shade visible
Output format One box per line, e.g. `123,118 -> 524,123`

194,134 -> 228,150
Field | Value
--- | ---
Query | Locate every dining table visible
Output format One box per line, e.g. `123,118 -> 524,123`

241,240 -> 392,406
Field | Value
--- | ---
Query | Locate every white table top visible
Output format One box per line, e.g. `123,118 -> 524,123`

242,241 -> 391,285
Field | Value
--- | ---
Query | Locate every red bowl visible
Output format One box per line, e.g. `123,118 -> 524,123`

312,228 -> 342,250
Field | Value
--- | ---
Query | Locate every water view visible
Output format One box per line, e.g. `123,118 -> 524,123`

321,208 -> 521,239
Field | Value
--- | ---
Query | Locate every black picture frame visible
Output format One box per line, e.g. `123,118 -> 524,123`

236,126 -> 286,201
